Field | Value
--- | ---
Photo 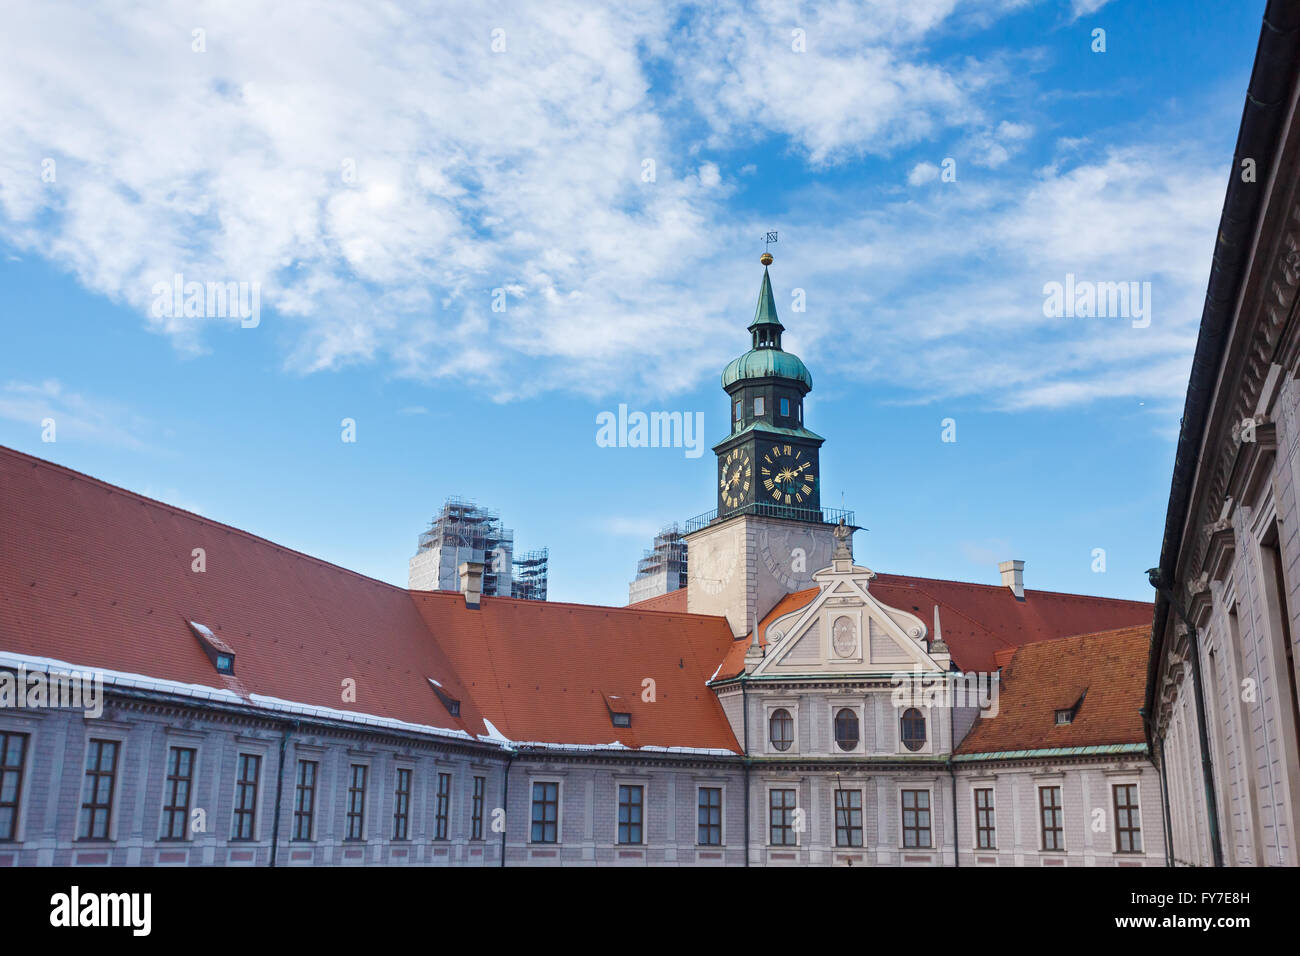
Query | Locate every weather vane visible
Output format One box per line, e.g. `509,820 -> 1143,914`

761,230 -> 778,265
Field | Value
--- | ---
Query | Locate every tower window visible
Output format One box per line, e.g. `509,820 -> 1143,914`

833,708 -> 859,751
754,396 -> 765,417
734,400 -> 742,422
901,708 -> 927,751
769,708 -> 794,752
797,403 -> 802,423
780,397 -> 790,417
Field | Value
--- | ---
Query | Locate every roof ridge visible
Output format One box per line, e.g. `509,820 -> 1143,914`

413,588 -> 729,620
0,444 -> 411,596
874,570 -> 1152,606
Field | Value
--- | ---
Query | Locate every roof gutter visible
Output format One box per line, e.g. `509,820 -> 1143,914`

1147,1 -> 1300,730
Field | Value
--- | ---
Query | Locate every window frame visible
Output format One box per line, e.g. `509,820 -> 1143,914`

292,759 -> 318,842
231,751 -> 263,842
767,786 -> 798,847
1038,784 -> 1064,852
754,396 -> 765,417
344,762 -> 368,842
78,737 -> 122,842
973,785 -> 996,850
471,775 -> 486,841
159,745 -> 196,841
833,786 -> 864,847
434,771 -> 452,841
0,730 -> 30,843
900,707 -> 928,753
832,705 -> 862,753
780,397 -> 790,418
617,783 -> 644,846
900,787 -> 932,849
767,705 -> 796,754
1112,781 -> 1142,854
392,766 -> 412,841
697,785 -> 724,846
529,779 -> 561,844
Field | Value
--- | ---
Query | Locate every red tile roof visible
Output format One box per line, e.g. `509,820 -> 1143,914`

955,625 -> 1150,754
0,446 -> 738,753
709,572 -> 1152,681
411,592 -> 737,751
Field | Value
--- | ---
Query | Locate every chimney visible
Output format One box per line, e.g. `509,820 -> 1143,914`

999,560 -> 1025,600
458,561 -> 484,608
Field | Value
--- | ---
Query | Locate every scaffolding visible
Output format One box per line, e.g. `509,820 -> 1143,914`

511,549 -> 549,602
628,524 -> 688,604
409,497 -> 547,600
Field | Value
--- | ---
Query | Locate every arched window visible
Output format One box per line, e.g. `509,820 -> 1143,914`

769,708 -> 794,752
834,708 -> 859,751
901,708 -> 926,752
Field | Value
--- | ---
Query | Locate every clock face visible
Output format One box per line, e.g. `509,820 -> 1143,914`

719,447 -> 752,511
760,443 -> 816,507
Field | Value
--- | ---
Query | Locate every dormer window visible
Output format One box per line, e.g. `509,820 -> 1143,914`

189,621 -> 236,675
605,694 -> 632,728
1055,691 -> 1085,726
428,679 -> 461,718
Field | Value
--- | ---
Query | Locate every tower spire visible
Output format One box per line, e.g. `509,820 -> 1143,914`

750,249 -> 784,348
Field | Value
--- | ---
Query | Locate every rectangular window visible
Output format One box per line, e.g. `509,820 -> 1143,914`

232,753 -> 261,841
345,764 -> 367,841
0,731 -> 29,841
78,739 -> 119,840
834,789 -> 863,847
531,781 -> 558,843
902,789 -> 931,848
471,775 -> 486,841
974,787 -> 996,849
393,768 -> 411,841
293,760 -> 317,841
1039,785 -> 1063,851
618,784 -> 643,845
780,397 -> 790,417
160,746 -> 195,841
1113,783 -> 1142,853
435,772 -> 451,840
697,787 -> 722,846
733,400 -> 742,422
769,788 -> 797,846
754,396 -> 765,417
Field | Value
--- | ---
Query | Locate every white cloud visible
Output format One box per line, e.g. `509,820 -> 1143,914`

0,0 -> 1223,416
0,380 -> 155,450
1070,0 -> 1114,21
908,161 -> 941,185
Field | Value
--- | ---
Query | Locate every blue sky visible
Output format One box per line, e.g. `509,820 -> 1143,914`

0,0 -> 1264,605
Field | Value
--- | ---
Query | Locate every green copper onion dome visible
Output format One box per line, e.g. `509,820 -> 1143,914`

721,253 -> 813,390
722,348 -> 813,389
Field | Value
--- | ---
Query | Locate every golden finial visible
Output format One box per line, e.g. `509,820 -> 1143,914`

760,252 -> 773,266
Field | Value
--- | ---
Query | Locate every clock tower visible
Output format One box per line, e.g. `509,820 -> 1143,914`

685,253 -> 850,637
715,251 -> 823,518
